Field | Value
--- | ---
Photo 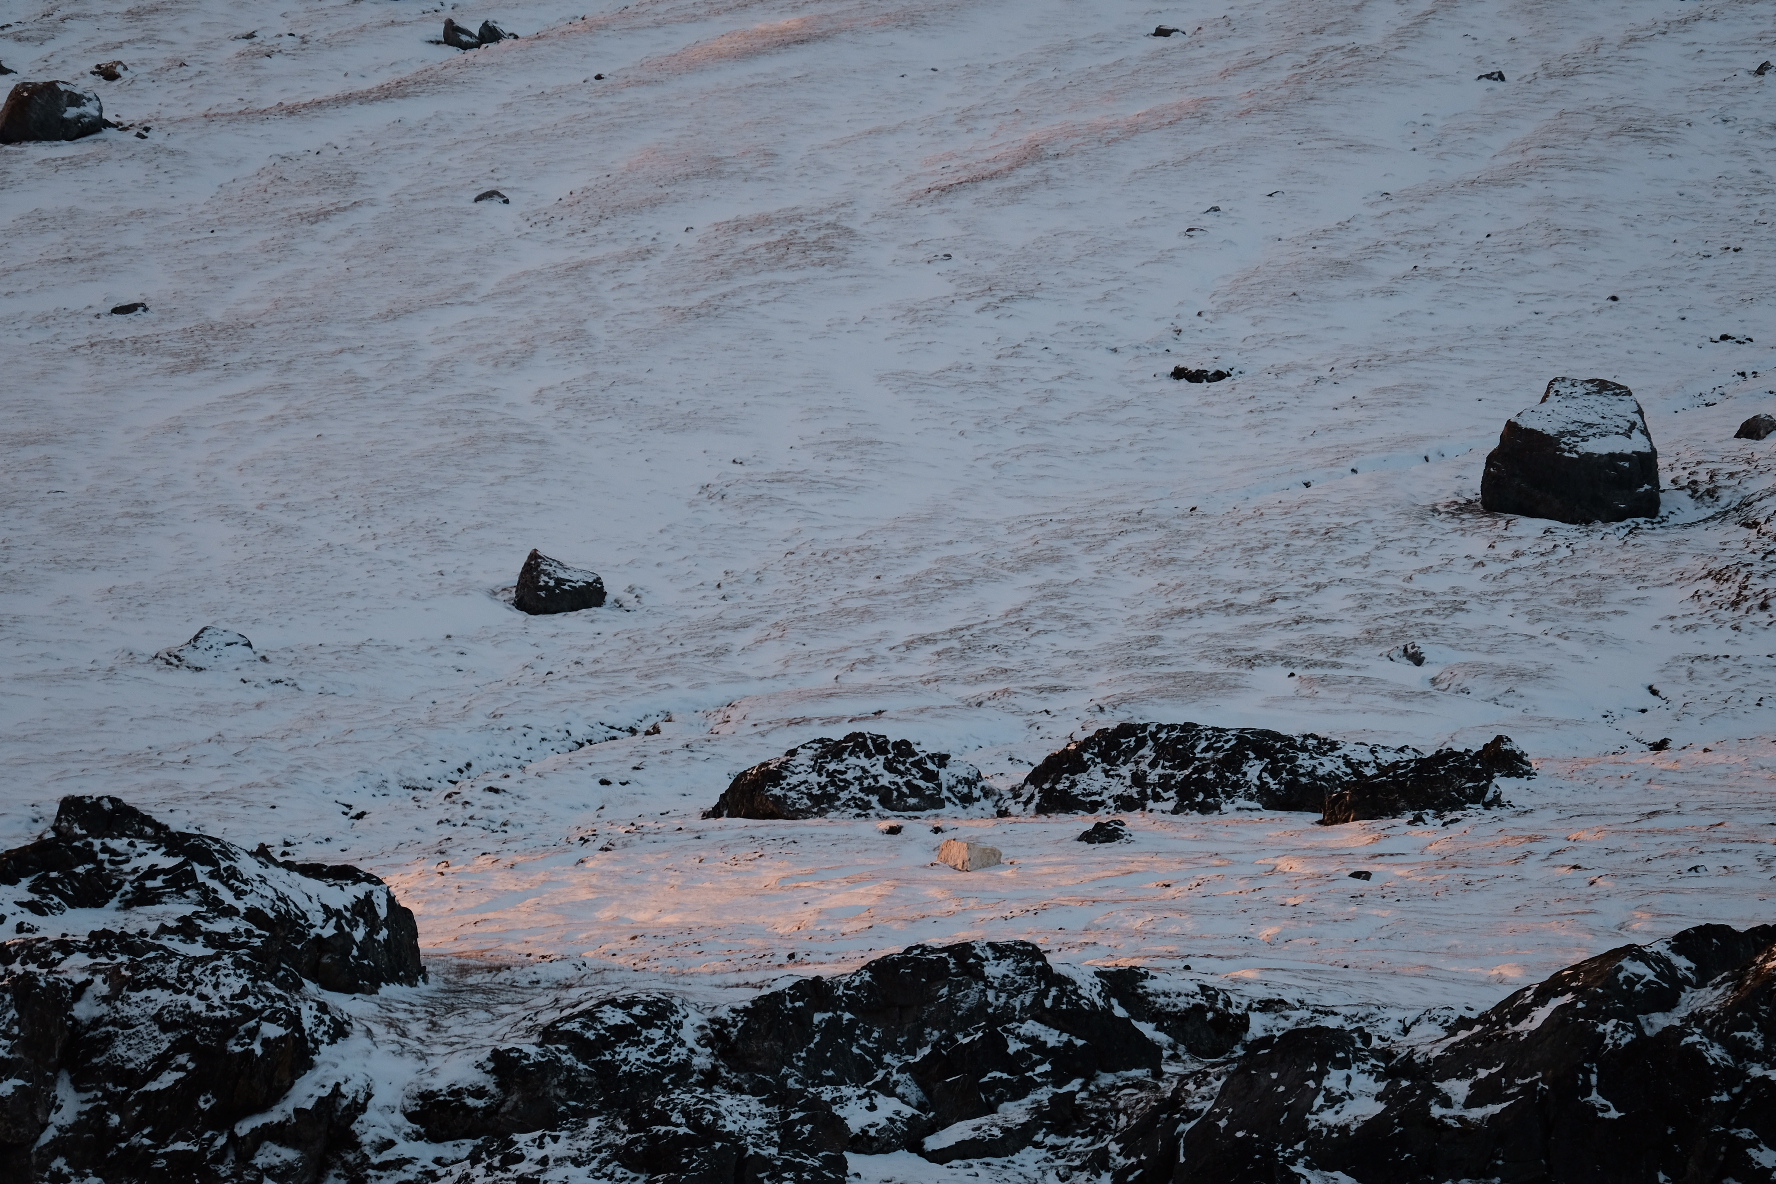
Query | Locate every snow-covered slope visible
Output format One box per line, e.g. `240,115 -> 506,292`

2,0 -> 1774,1165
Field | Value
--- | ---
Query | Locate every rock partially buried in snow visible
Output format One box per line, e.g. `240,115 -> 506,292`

0,795 -> 422,1182
442,18 -> 482,49
937,838 -> 1001,871
1734,412 -> 1776,440
513,548 -> 605,614
0,80 -> 104,144
473,188 -> 509,204
1480,377 -> 1660,523
155,625 -> 262,671
1170,365 -> 1230,382
1075,818 -> 1130,844
1320,735 -> 1533,824
89,61 -> 126,81
477,20 -> 515,43
704,732 -> 987,819
1015,721 -> 1420,815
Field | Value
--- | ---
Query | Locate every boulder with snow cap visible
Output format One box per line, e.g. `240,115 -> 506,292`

155,624 -> 262,670
1481,377 -> 1660,523
704,732 -> 988,819
0,81 -> 104,143
513,548 -> 606,614
0,795 -> 422,1182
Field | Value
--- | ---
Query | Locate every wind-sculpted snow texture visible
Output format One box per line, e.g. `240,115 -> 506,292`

0,796 -> 422,1183
705,732 -> 989,818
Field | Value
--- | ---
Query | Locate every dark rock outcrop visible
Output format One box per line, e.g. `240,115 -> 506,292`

442,18 -> 482,49
513,548 -> 605,614
1124,922 -> 1776,1184
1321,735 -> 1532,824
1170,366 -> 1230,382
406,940 -> 1177,1175
1476,69 -> 1506,81
0,796 -> 422,1183
1735,412 -> 1776,440
109,301 -> 146,315
474,188 -> 509,204
1151,25 -> 1182,36
90,61 -> 126,81
1015,722 -> 1420,815
477,20 -> 514,43
0,81 -> 104,144
1481,377 -> 1660,523
1076,818 -> 1131,844
155,624 -> 262,670
704,732 -> 989,819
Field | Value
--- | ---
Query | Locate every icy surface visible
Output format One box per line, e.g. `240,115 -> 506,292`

2,0 -> 1776,1173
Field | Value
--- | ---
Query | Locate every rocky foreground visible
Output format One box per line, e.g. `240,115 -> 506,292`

1,799 -> 1771,1183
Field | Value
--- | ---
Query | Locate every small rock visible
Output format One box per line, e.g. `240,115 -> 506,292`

1387,641 -> 1426,666
0,80 -> 105,144
0,62 -> 15,76
474,188 -> 509,204
110,301 -> 147,315
1734,413 -> 1776,440
442,18 -> 481,49
937,839 -> 1001,872
1348,870 -> 1372,881
878,822 -> 904,835
1171,366 -> 1231,383
1476,70 -> 1506,81
1075,819 -> 1130,844
513,548 -> 606,615
1756,60 -> 1772,75
156,626 -> 261,671
1648,737 -> 1671,752
90,61 -> 127,81
1480,377 -> 1660,523
1151,26 -> 1182,37
477,20 -> 515,43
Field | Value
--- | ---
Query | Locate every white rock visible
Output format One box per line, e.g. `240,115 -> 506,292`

937,838 -> 1002,871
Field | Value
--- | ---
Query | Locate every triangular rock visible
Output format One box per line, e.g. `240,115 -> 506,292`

514,549 -> 606,614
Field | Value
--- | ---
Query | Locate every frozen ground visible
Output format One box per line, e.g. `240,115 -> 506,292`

3,0 -> 1776,1170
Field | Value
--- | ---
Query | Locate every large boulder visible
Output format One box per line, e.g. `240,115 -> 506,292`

513,548 -> 605,615
704,732 -> 989,819
0,81 -> 104,143
1013,722 -> 1420,814
1122,922 -> 1776,1184
1735,412 -> 1776,441
1480,377 -> 1660,523
0,796 -> 423,1183
1321,734 -> 1532,824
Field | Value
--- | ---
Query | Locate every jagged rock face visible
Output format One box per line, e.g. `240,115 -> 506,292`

0,796 -> 423,1183
406,940 -> 1171,1176
1126,923 -> 1776,1184
156,625 -> 262,670
1015,722 -> 1420,814
1321,734 -> 1532,824
0,80 -> 104,143
1481,377 -> 1660,524
512,549 -> 605,615
704,732 -> 988,819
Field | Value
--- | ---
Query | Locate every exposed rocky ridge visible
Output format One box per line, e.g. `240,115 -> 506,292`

1117,922 -> 1776,1184
703,732 -> 989,819
0,796 -> 423,1183
1012,722 -> 1530,818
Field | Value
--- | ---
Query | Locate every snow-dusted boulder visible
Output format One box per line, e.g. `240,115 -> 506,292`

155,624 -> 262,670
1481,377 -> 1660,523
1015,721 -> 1420,815
0,796 -> 422,1182
1075,818 -> 1130,843
0,81 -> 104,143
1735,412 -> 1776,441
703,732 -> 988,819
1135,923 -> 1776,1184
442,18 -> 481,49
513,548 -> 606,614
1320,734 -> 1532,824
